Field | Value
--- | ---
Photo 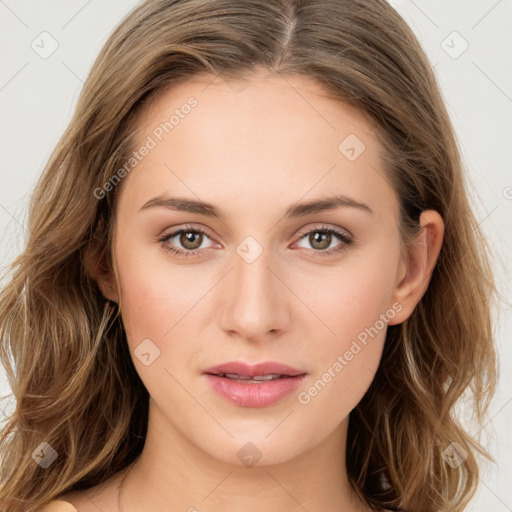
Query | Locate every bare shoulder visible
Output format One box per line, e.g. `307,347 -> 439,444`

52,465 -> 132,512
38,500 -> 78,512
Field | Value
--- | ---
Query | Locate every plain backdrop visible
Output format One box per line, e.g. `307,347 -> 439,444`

0,0 -> 511,509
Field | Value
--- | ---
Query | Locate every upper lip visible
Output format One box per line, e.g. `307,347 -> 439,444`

203,361 -> 306,377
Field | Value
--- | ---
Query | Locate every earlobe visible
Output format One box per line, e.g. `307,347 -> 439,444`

82,240 -> 119,305
387,210 -> 444,325
95,263 -> 119,304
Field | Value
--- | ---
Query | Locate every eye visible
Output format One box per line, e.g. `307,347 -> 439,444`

294,225 -> 353,256
159,225 -> 216,258
159,224 -> 353,259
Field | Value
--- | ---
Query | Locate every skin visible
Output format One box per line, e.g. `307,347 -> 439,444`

62,68 -> 443,512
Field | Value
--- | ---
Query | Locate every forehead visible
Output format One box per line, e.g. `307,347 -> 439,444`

134,70 -> 375,151
117,70 -> 397,219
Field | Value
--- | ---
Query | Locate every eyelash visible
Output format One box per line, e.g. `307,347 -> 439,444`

159,224 -> 353,259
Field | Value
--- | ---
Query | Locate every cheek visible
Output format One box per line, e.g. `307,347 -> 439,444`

113,252 -> 206,407
114,245 -> 207,343
291,247 -> 399,415
297,246 -> 399,346
293,304 -> 388,446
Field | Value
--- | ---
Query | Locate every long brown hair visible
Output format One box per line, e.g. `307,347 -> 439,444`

0,1 -> 499,510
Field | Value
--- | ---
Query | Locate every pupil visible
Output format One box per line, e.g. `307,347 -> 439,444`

311,231 -> 330,250
181,231 -> 202,249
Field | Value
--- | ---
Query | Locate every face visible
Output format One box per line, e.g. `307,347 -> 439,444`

102,69 -> 410,467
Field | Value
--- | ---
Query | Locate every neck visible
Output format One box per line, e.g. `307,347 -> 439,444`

120,398 -> 368,512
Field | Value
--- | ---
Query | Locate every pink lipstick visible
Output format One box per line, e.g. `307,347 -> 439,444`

203,361 -> 307,408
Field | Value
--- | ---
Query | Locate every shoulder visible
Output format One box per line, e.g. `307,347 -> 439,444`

38,500 -> 78,512
42,464 -> 132,512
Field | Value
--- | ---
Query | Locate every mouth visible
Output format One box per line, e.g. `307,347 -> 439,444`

203,360 -> 306,378
207,373 -> 296,383
202,361 -> 308,407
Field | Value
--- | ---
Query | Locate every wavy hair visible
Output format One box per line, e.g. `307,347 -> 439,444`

0,0 -> 499,510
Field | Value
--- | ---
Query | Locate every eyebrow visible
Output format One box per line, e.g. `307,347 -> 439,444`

139,194 -> 374,218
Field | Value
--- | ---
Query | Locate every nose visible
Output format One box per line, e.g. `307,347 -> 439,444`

217,248 -> 290,343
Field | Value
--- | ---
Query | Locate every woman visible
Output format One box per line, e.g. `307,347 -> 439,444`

0,0 -> 498,511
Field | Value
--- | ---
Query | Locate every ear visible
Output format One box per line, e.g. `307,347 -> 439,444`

387,210 -> 444,325
82,221 -> 119,304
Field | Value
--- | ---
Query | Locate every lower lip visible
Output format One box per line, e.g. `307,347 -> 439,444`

204,374 -> 307,408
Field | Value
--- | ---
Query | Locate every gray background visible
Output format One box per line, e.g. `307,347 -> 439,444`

1,0 -> 511,509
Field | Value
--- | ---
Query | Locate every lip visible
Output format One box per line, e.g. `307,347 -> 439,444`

203,361 -> 307,408
203,361 -> 305,377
